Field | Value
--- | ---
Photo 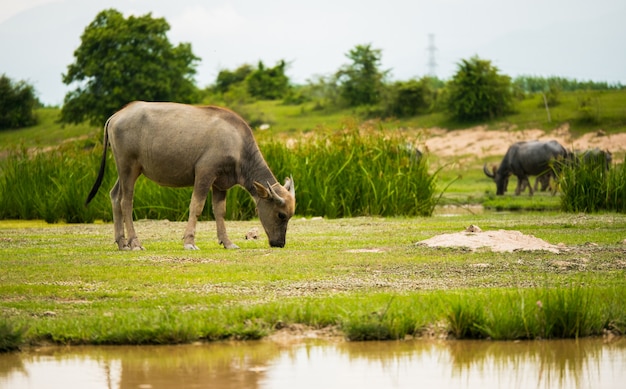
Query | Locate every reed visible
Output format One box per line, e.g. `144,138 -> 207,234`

559,157 -> 625,213
0,126 -> 437,223
264,126 -> 437,218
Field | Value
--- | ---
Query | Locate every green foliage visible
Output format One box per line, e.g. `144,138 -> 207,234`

0,125 -> 438,222
560,156 -> 625,213
0,74 -> 38,130
576,91 -> 602,124
264,126 -> 437,218
540,82 -> 562,107
447,298 -> 486,339
206,61 -> 291,105
446,56 -> 515,121
298,74 -> 341,111
444,285 -> 615,340
446,282 -> 613,340
60,9 -> 200,126
336,43 -> 388,107
383,77 -> 436,117
214,64 -> 253,94
0,144 -> 107,223
514,75 -> 624,93
0,320 -> 26,352
246,60 -> 290,100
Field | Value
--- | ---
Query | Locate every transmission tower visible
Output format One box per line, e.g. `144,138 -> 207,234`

427,34 -> 437,77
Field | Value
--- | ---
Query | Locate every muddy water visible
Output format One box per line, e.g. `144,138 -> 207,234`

1,338 -> 624,389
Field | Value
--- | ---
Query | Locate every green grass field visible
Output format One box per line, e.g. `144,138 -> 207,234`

1,213 -> 625,349
1,92 -> 626,350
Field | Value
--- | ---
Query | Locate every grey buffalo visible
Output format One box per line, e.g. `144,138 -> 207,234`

85,101 -> 296,250
572,147 -> 612,170
483,140 -> 568,195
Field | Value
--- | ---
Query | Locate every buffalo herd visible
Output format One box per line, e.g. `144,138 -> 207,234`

483,140 -> 612,196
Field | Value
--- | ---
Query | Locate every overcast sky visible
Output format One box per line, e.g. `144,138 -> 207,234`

1,0 -> 625,106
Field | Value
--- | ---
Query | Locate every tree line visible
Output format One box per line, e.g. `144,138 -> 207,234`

1,8 -> 623,130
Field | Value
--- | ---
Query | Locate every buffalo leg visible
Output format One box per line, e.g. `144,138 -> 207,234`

109,179 -> 127,249
182,180 -> 213,250
212,187 -> 239,249
117,167 -> 143,250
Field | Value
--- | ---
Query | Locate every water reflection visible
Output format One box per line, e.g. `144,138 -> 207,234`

0,337 -> 624,389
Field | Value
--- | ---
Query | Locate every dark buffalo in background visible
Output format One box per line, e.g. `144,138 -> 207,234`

483,140 -> 568,196
571,147 -> 612,170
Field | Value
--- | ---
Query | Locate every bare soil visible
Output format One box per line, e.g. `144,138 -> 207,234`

421,123 -> 626,160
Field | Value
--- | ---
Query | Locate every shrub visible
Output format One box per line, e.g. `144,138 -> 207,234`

446,56 -> 514,121
0,74 -> 38,130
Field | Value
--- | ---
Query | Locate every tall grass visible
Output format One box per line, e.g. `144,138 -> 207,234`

0,125 -> 437,222
559,156 -> 625,213
265,126 -> 437,218
443,284 -> 623,340
0,144 -> 105,223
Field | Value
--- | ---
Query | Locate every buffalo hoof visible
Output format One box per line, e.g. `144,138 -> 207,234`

184,244 -> 200,250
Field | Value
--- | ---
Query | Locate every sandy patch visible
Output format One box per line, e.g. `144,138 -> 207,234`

421,124 -> 626,160
417,225 -> 561,253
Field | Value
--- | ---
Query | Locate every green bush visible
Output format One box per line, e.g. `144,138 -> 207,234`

446,56 -> 515,121
0,74 -> 38,130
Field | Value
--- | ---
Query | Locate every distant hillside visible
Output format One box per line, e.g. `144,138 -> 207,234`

2,89 -> 625,151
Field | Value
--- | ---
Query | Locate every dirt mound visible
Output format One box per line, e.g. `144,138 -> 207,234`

417,225 -> 561,253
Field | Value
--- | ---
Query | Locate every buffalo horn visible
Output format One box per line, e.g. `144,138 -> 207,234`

483,163 -> 495,178
267,181 -> 286,206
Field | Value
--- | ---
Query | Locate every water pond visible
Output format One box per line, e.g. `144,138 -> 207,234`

1,337 -> 624,388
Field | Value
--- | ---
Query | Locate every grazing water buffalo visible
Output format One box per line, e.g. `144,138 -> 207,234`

86,101 -> 296,250
483,140 -> 567,196
573,147 -> 612,170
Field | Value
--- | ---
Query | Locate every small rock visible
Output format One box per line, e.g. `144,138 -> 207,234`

465,224 -> 482,233
245,227 -> 259,240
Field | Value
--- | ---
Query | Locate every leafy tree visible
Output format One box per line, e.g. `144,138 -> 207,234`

0,74 -> 38,130
446,56 -> 514,121
61,9 -> 200,125
335,44 -> 388,107
215,64 -> 253,94
245,60 -> 290,100
383,77 -> 435,117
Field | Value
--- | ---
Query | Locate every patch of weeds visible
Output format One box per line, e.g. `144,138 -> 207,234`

536,283 -> 598,339
445,298 -> 486,339
342,297 -> 414,341
0,320 -> 27,352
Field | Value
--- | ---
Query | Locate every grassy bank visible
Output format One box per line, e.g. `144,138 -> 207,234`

1,213 -> 625,350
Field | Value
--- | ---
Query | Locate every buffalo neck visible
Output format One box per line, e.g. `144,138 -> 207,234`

240,142 -> 277,197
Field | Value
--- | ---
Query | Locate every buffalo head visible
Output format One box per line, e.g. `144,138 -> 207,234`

483,164 -> 508,195
254,176 -> 296,248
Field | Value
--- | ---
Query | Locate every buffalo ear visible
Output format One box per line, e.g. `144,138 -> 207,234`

254,181 -> 286,206
254,181 -> 270,199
